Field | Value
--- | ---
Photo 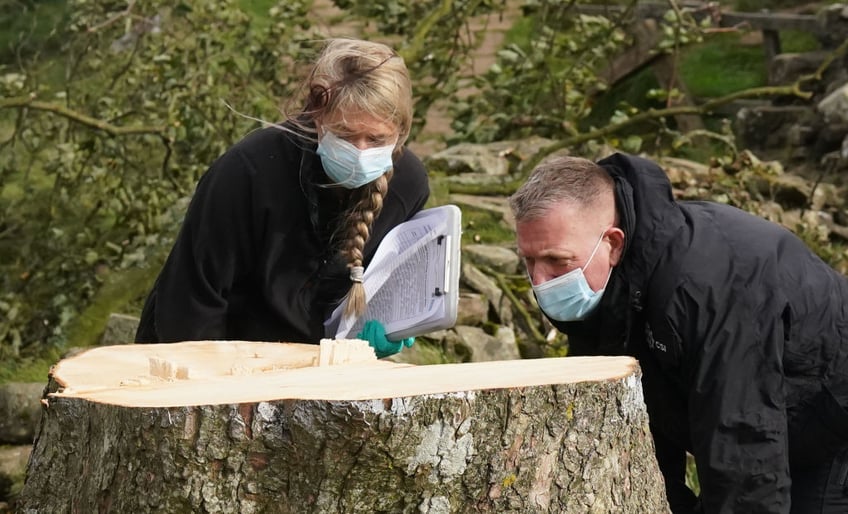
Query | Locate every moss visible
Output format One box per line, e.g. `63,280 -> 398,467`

461,207 -> 515,246
63,264 -> 162,350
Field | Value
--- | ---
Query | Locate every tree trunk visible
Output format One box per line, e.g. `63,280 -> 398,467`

20,341 -> 670,513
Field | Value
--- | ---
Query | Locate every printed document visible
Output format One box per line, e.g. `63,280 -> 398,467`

325,205 -> 462,340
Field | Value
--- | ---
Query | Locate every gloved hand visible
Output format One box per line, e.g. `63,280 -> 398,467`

356,320 -> 414,358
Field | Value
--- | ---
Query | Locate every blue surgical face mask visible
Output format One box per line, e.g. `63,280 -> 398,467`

531,230 -> 612,322
316,130 -> 395,189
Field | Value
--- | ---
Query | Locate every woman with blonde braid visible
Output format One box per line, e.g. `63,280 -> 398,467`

135,38 -> 429,358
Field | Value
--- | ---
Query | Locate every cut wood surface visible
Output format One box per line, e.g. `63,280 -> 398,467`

49,341 -> 639,407
21,341 -> 670,514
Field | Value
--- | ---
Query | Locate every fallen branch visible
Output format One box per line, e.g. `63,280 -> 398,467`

86,0 -> 138,33
0,95 -> 167,136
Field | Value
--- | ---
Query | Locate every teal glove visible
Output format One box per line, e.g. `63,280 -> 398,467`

356,320 -> 414,358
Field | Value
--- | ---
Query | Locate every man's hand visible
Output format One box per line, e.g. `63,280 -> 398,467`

356,320 -> 414,358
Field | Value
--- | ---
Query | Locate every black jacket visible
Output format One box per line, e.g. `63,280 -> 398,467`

136,125 -> 429,344
553,153 -> 848,514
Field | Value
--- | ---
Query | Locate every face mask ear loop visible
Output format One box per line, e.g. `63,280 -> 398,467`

589,227 -> 615,293
599,266 -> 613,292
582,229 -> 607,270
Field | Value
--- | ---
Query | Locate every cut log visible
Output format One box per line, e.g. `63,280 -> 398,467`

20,341 -> 670,513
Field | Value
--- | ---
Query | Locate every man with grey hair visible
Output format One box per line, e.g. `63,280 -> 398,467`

509,153 -> 848,513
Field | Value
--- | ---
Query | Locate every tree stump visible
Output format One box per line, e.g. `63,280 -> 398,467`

19,341 -> 669,513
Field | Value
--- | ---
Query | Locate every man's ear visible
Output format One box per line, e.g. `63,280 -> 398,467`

607,227 -> 626,266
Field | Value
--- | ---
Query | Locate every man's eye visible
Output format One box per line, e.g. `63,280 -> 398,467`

550,257 -> 571,267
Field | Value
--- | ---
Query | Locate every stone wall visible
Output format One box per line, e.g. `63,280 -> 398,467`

735,4 -> 848,172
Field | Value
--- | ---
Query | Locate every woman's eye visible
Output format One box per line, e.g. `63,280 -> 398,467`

369,135 -> 390,146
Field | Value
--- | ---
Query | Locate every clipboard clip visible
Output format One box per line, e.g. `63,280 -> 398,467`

433,233 -> 451,297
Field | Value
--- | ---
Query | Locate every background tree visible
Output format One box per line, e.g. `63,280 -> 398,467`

1,0 -> 316,364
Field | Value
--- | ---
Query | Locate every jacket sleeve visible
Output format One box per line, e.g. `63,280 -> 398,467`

674,285 -> 791,514
140,147 -> 258,343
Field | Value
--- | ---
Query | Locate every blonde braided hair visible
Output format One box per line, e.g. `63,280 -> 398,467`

289,39 -> 413,318
339,168 -> 394,317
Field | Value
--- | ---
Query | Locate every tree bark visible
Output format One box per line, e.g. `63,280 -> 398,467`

19,341 -> 669,513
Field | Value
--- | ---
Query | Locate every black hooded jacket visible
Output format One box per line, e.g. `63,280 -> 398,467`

551,153 -> 848,513
135,125 -> 429,344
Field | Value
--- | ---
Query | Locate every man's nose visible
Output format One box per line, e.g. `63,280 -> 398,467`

529,268 -> 549,286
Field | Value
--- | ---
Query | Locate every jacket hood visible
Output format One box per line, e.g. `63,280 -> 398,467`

551,153 -> 687,352
598,152 -> 686,292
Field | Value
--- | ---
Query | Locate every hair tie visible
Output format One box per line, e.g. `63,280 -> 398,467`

350,266 -> 364,283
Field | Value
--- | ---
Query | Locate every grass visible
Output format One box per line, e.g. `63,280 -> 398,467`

781,29 -> 822,53
679,33 -> 767,99
679,29 -> 820,99
504,5 -> 817,152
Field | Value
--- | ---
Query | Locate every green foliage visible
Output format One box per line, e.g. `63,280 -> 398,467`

450,3 -> 631,143
579,67 -> 663,134
0,0 -> 513,365
685,453 -> 700,496
0,0 -> 315,359
239,0 -> 282,28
